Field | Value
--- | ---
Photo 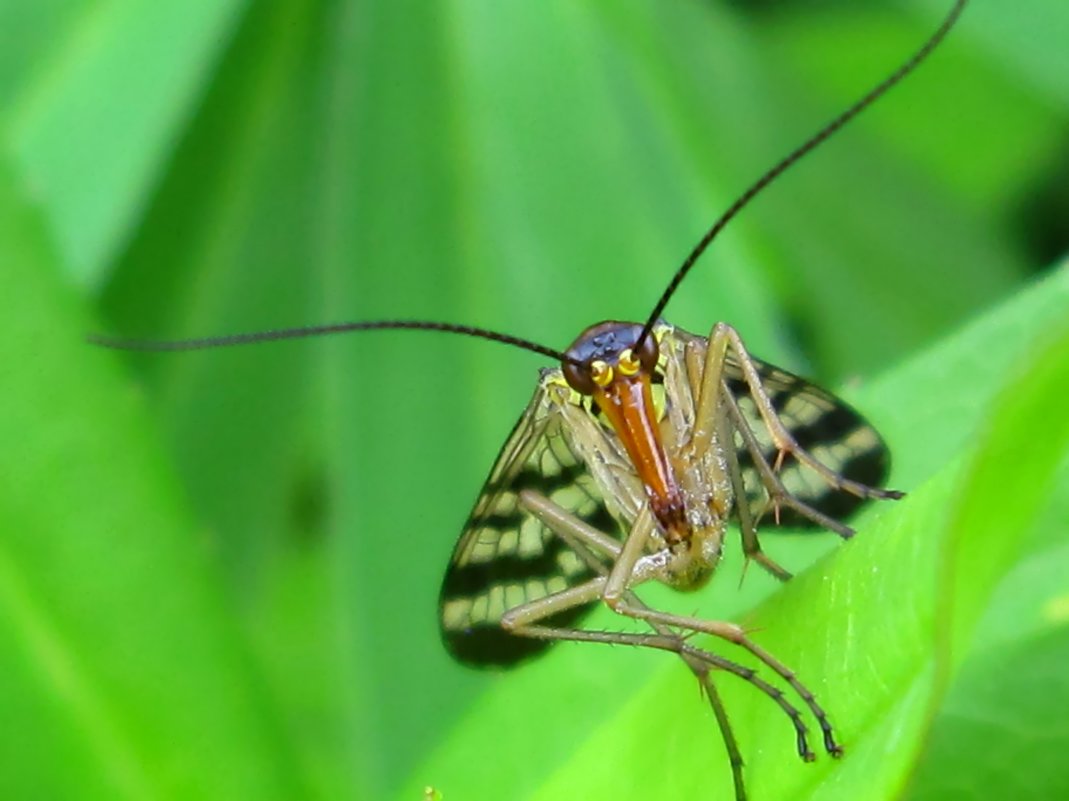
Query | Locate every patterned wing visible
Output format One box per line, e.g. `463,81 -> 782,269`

726,355 -> 892,527
439,380 -> 621,667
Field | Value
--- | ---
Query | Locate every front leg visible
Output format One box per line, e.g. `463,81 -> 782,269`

511,490 -> 811,794
601,596 -> 841,759
700,322 -> 901,501
691,322 -> 900,542
721,400 -> 793,581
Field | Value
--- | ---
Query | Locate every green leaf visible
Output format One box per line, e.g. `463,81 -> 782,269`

0,158 -> 309,798
905,530 -> 1069,801
5,0 -> 248,285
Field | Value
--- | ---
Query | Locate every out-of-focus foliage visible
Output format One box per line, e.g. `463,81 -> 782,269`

0,1 -> 1067,799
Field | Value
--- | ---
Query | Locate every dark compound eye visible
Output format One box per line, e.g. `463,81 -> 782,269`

620,332 -> 658,376
561,358 -> 597,395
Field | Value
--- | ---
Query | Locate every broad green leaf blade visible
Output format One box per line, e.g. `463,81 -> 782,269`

763,3 -> 1068,217
0,162 -> 309,798
6,0 -> 249,285
927,0 -> 1069,111
711,2 -> 1030,379
98,3 -> 349,797
866,267 -> 1069,483
905,528 -> 1069,800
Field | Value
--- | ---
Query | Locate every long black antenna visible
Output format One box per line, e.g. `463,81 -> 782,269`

89,320 -> 577,364
93,2 -> 966,367
636,0 -> 968,350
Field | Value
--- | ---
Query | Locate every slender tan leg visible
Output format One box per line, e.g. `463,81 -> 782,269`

703,323 -> 901,501
518,489 -> 622,563
602,598 -> 840,757
602,505 -> 659,602
686,662 -> 747,801
690,320 -> 886,539
721,388 -> 857,538
507,491 -> 816,769
508,613 -> 814,763
720,399 -> 793,580
685,318 -> 840,583
522,490 -> 748,798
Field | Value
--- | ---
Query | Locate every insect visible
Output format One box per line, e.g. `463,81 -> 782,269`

92,1 -> 967,798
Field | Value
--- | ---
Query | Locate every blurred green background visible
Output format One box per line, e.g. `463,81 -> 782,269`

1,0 -> 1068,799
